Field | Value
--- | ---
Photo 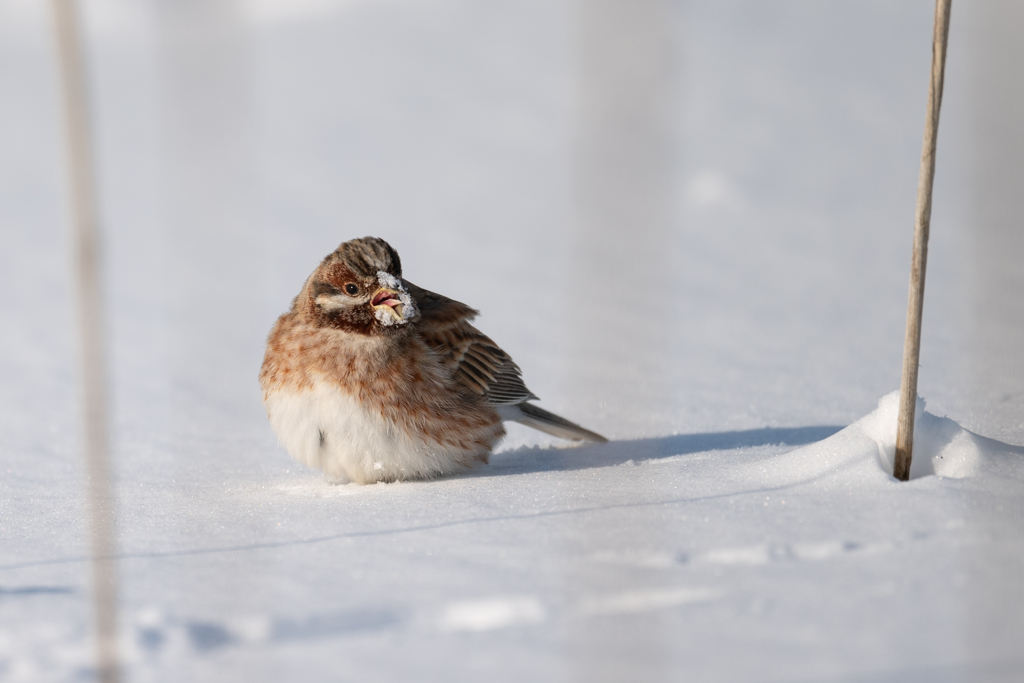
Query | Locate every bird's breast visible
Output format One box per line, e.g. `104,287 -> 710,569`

263,378 -> 501,484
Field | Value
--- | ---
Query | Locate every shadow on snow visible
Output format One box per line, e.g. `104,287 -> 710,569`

487,425 -> 845,476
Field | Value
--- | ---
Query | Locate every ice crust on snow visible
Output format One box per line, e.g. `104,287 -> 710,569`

577,588 -> 724,616
438,597 -> 547,632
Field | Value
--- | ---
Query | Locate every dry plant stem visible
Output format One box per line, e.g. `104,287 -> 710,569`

895,0 -> 952,482
51,0 -> 121,680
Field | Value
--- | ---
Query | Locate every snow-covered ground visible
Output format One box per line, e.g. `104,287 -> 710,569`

2,0 -> 1023,681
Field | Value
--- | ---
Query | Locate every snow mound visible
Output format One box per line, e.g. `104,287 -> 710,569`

858,391 -> 983,479
746,391 -> 1023,485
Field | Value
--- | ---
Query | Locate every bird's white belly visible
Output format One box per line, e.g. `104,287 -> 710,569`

264,381 -> 473,484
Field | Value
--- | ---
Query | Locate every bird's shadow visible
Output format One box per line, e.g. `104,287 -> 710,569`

483,425 -> 845,478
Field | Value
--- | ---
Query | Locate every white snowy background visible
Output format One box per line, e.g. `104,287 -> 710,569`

1,0 -> 1023,681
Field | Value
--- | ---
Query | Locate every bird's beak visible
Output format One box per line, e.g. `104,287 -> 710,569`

371,288 -> 405,322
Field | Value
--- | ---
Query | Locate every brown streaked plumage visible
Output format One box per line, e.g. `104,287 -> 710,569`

259,236 -> 606,484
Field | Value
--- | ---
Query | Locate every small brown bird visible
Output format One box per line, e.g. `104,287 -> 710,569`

259,237 -> 606,484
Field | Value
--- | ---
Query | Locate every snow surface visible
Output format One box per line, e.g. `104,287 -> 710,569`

2,0 -> 1024,681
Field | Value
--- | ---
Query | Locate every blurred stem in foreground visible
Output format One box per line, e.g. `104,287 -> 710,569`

50,0 -> 120,680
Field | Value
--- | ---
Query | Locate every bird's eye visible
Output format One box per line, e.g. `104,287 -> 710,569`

344,283 -> 359,296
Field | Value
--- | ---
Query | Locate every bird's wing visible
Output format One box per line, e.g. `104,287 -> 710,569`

405,280 -> 539,405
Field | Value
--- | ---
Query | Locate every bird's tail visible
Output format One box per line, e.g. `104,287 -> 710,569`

498,402 -> 608,443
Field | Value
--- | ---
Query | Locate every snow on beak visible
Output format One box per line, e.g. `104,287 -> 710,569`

371,288 -> 405,322
372,271 -> 417,326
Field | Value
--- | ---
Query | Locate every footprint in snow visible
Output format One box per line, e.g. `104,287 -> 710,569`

679,539 -> 891,566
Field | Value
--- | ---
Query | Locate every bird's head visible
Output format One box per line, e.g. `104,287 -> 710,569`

302,237 -> 418,334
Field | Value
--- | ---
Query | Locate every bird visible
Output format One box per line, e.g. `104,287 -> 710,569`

259,236 -> 606,484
